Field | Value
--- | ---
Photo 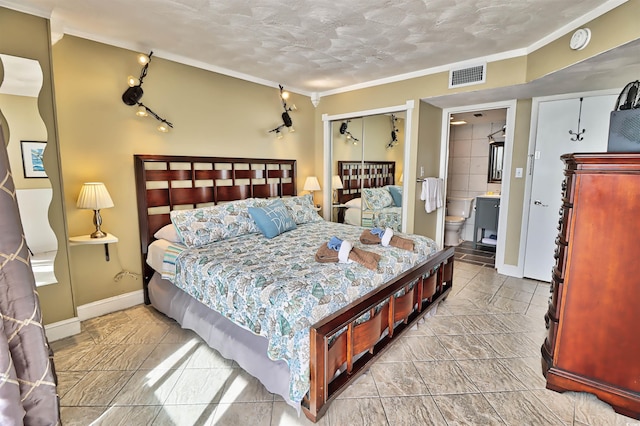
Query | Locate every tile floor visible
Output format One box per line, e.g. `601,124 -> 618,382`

452,241 -> 496,268
52,261 -> 638,425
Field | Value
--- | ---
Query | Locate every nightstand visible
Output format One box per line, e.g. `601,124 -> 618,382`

69,233 -> 118,261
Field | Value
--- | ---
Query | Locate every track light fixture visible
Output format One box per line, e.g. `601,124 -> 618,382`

338,120 -> 359,145
269,85 -> 297,139
386,114 -> 399,149
121,51 -> 173,132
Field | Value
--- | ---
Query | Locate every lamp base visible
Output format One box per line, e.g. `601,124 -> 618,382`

90,229 -> 107,238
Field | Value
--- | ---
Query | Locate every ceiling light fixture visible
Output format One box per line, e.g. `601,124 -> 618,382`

121,51 -> 173,132
269,84 -> 297,139
339,120 -> 359,145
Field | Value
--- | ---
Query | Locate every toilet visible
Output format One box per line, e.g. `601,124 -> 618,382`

444,197 -> 474,247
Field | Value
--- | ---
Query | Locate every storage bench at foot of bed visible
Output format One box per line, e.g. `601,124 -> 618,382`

303,247 -> 454,422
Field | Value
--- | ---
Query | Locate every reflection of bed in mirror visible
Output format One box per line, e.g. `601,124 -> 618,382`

336,160 -> 403,231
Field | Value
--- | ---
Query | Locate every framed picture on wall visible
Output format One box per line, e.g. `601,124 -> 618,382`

20,140 -> 47,178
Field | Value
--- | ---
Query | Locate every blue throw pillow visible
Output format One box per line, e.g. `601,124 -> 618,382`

387,185 -> 403,207
248,199 -> 297,238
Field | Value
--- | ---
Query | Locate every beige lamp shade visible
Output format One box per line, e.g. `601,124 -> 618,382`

331,175 -> 343,189
303,176 -> 321,192
76,182 -> 114,238
77,182 -> 114,210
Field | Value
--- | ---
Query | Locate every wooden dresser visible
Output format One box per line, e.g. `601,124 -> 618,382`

541,153 -> 640,419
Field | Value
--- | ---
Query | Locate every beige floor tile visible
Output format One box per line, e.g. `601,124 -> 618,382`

185,342 -> 237,369
90,405 -> 162,425
218,369 -> 275,403
91,343 -> 156,371
56,371 -> 87,399
497,356 -> 547,390
152,404 -> 218,425
424,315 -> 470,336
476,332 -> 539,358
530,389 -> 577,425
59,406 -> 106,426
494,286 -> 535,303
574,392 -> 627,426
414,360 -> 479,395
381,395 -> 448,426
456,359 -> 527,392
160,323 -> 201,343
163,368 -> 237,405
324,397 -> 387,426
484,390 -> 568,425
336,371 -> 379,399
370,361 -> 428,396
140,341 -> 199,370
60,370 -> 134,406
433,393 -> 505,425
437,334 -> 498,360
112,368 -> 183,406
402,335 -> 454,361
211,402 -> 273,426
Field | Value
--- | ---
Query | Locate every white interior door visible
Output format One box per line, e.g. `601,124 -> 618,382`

523,94 -> 617,281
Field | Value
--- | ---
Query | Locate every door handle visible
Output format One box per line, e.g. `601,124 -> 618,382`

534,200 -> 548,207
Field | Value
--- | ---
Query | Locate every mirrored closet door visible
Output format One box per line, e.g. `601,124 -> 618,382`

330,112 -> 405,231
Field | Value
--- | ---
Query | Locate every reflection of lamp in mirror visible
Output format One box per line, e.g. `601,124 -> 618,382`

331,175 -> 343,203
303,176 -> 321,206
77,182 -> 114,238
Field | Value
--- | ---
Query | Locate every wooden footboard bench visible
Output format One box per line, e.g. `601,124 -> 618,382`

304,247 -> 454,421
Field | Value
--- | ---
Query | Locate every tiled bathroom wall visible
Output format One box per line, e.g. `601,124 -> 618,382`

447,121 -> 504,242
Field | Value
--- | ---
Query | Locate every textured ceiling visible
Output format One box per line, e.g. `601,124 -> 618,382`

1,0 -> 625,95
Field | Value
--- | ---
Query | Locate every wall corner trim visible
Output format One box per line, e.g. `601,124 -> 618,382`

45,317 -> 81,342
76,290 -> 145,321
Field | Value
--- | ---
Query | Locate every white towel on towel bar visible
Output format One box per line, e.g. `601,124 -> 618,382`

420,178 -> 444,213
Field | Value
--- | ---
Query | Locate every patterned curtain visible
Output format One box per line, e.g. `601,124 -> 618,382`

0,126 -> 59,424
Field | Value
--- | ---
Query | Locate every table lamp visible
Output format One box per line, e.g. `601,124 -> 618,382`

303,176 -> 321,206
331,175 -> 343,203
76,182 -> 114,238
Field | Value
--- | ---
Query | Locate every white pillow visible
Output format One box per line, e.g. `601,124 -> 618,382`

153,223 -> 182,243
345,198 -> 362,209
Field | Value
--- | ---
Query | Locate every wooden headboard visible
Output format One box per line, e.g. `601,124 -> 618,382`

134,155 -> 297,299
337,160 -> 395,204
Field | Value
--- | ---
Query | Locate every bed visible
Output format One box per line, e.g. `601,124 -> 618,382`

336,160 -> 403,231
134,154 -> 454,422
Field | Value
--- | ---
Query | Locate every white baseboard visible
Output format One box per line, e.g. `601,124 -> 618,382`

45,317 -> 81,342
76,290 -> 145,322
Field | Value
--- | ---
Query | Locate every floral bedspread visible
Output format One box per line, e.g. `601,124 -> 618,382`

166,220 -> 438,403
361,206 -> 402,231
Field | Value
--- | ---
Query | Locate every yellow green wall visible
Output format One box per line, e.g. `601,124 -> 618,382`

52,36 -> 316,306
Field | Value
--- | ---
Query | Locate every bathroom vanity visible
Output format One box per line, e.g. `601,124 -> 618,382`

473,195 -> 500,248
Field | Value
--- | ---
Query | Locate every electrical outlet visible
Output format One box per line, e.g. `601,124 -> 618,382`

420,166 -> 424,177
515,167 -> 523,178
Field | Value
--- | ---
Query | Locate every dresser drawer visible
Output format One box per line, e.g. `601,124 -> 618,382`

556,205 -> 573,239
548,275 -> 564,318
553,237 -> 569,278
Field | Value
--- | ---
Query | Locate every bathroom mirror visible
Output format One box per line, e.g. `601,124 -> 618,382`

329,112 -> 405,231
488,141 -> 504,183
0,54 -> 58,286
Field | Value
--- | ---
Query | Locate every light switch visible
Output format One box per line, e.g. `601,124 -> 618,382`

515,168 -> 523,178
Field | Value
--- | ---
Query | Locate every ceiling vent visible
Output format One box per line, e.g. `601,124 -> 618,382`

449,63 -> 486,89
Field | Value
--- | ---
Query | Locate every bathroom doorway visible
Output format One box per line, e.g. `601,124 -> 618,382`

441,102 -> 514,270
